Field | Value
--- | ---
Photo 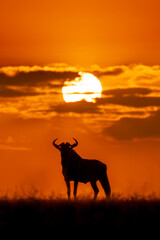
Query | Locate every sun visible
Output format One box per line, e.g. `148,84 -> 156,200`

62,72 -> 102,103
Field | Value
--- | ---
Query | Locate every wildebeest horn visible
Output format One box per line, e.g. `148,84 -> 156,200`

53,138 -> 59,148
71,138 -> 78,148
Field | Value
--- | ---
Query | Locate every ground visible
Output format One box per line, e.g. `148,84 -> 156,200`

0,198 -> 159,237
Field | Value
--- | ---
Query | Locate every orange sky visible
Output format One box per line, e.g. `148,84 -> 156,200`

1,0 -> 160,66
0,0 -> 160,198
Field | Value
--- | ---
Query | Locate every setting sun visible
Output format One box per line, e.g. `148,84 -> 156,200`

62,72 -> 102,103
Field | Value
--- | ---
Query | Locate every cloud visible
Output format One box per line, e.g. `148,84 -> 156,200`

104,111 -> 160,140
103,87 -> 152,96
93,67 -> 124,77
0,64 -> 160,122
97,95 -> 160,108
0,66 -> 79,99
0,86 -> 41,98
94,87 -> 160,108
97,64 -> 160,90
50,100 -> 100,114
0,70 -> 79,87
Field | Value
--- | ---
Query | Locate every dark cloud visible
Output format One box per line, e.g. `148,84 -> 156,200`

96,95 -> 160,108
0,71 -> 79,87
104,111 -> 160,140
0,87 -> 41,98
93,67 -> 124,77
103,87 -> 152,96
0,70 -> 79,98
50,100 -> 100,114
96,87 -> 160,108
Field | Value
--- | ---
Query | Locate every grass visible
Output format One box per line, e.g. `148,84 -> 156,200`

0,197 -> 159,237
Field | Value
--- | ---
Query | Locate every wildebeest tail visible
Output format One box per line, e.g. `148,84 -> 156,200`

99,167 -> 111,197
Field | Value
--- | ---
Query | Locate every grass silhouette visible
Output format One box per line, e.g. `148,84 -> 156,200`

0,197 -> 159,237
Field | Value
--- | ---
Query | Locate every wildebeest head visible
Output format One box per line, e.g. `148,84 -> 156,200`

53,138 -> 78,151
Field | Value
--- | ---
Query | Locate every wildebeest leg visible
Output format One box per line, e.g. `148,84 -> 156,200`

90,181 -> 99,199
65,179 -> 70,199
73,181 -> 78,199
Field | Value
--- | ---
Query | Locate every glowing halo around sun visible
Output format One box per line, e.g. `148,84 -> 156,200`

62,72 -> 102,103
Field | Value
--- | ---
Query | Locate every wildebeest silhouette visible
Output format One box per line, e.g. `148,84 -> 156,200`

53,138 -> 111,199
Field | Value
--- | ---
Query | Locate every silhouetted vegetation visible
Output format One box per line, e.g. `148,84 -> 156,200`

0,198 -> 159,237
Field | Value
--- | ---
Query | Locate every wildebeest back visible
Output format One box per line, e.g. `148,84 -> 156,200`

64,158 -> 107,183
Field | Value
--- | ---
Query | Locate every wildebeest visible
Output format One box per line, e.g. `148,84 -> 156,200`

53,138 -> 111,199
